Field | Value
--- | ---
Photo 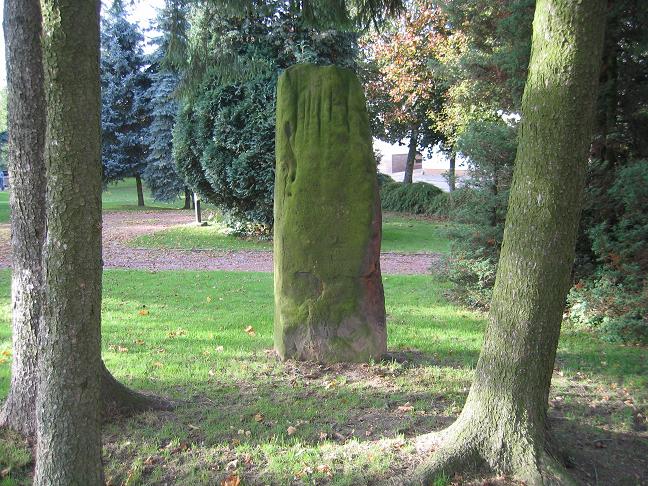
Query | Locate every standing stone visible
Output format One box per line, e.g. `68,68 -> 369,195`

274,64 -> 386,363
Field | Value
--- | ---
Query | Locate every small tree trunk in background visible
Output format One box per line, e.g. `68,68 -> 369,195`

403,126 -> 418,184
35,0 -> 104,483
183,188 -> 192,209
0,0 -> 46,437
410,1 -> 606,484
135,173 -> 145,207
194,192 -> 201,223
448,151 -> 456,192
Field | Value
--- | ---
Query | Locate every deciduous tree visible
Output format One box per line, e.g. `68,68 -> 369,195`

410,1 -> 607,483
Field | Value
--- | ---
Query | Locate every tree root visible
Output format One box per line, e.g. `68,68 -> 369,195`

101,361 -> 175,420
406,421 -> 576,486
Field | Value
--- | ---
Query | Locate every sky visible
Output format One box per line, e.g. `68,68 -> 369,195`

0,0 -> 165,87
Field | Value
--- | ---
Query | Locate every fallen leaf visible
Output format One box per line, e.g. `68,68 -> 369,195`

221,474 -> 240,486
1,350 -> 11,357
134,339 -> 145,346
153,361 -> 163,368
287,426 -> 297,435
244,325 -> 256,337
215,345 -> 224,352
206,296 -> 212,303
0,358 -> 7,365
254,413 -> 264,422
138,308 -> 149,316
397,402 -> 414,412
316,464 -> 333,476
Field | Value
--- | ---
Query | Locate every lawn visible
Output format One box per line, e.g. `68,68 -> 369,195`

102,178 -> 188,211
130,213 -> 454,254
0,191 -> 8,224
0,179 -> 191,223
1,269 -> 646,485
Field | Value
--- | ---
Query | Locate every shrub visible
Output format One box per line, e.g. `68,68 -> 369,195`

566,160 -> 648,344
377,172 -> 396,188
380,181 -> 443,215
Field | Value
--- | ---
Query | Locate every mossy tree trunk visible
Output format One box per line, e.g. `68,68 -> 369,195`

274,64 -> 386,363
35,0 -> 105,483
0,0 -> 46,438
410,1 -> 607,484
403,126 -> 418,184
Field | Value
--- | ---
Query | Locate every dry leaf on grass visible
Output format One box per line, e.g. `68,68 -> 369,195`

221,474 -> 240,486
244,325 -> 256,337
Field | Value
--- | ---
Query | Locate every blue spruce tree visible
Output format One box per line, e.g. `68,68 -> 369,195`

101,0 -> 149,206
142,1 -> 191,207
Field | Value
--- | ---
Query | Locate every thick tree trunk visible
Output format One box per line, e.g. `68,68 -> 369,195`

410,2 -> 607,485
183,188 -> 192,209
448,151 -> 456,192
403,127 -> 418,184
0,0 -> 46,437
35,1 -> 104,483
135,173 -> 145,207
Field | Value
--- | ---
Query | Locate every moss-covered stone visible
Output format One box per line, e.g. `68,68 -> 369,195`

273,64 -> 386,362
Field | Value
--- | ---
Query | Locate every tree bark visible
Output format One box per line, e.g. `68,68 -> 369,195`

403,126 -> 418,184
35,0 -> 104,483
448,151 -> 456,192
183,188 -> 192,209
135,173 -> 145,207
410,1 -> 607,484
0,0 -> 46,437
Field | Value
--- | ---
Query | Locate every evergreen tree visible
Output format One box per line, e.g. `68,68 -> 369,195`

175,2 -> 359,229
101,0 -> 149,206
142,1 -> 190,204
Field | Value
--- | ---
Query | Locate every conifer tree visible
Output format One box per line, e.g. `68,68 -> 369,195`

101,0 -> 149,206
142,1 -> 190,205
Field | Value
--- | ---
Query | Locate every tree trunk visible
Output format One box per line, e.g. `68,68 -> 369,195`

410,1 -> 606,485
183,188 -> 192,209
0,0 -> 46,437
448,151 -> 456,192
135,173 -> 145,207
403,126 -> 418,184
194,192 -> 202,223
35,0 -> 104,483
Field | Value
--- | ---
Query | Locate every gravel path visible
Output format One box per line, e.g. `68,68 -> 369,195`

0,210 -> 444,274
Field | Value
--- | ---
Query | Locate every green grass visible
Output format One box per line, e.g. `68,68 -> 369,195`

130,221 -> 273,251
0,179 -> 191,224
0,269 -> 646,484
0,191 -> 8,224
130,213 -> 453,254
102,178 -> 187,211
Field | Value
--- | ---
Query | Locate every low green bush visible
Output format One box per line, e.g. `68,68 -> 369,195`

380,181 -> 443,215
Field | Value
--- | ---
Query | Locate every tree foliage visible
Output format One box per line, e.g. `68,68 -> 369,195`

174,2 -> 359,228
142,1 -> 190,202
100,0 -> 149,184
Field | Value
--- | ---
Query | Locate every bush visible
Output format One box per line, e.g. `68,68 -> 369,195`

377,172 -> 396,188
566,160 -> 648,344
380,181 -> 443,215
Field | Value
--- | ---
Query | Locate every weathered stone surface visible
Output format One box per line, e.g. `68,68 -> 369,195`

273,64 -> 386,362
